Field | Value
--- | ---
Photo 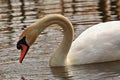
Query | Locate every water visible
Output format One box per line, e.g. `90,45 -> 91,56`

0,0 -> 120,80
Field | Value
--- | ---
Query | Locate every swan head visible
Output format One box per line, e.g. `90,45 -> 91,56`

17,25 -> 39,63
17,36 -> 29,63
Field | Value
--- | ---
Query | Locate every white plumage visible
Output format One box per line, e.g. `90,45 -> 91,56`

67,21 -> 120,65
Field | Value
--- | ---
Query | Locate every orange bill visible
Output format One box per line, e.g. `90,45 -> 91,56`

19,44 -> 29,63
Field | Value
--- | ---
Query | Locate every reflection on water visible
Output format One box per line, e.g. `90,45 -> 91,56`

98,0 -> 120,21
51,61 -> 120,80
0,0 -> 120,80
51,67 -> 71,80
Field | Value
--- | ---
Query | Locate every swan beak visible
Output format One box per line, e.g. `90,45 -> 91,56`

19,44 -> 29,63
17,36 -> 29,63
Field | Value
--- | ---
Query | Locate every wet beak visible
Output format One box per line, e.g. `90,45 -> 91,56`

19,44 -> 29,63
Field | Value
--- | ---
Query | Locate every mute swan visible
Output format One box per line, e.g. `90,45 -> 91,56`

17,14 -> 120,67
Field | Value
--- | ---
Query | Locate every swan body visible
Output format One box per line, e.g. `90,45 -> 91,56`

17,14 -> 120,67
67,21 -> 120,65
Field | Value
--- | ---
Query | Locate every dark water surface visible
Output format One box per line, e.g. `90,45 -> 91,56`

0,0 -> 120,80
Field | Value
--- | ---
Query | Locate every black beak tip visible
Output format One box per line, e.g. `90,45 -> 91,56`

19,61 -> 22,63
19,59 -> 23,63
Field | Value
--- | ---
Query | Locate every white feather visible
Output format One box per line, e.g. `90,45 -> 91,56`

67,21 -> 120,65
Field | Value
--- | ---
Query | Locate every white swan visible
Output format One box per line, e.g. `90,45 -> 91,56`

17,14 -> 120,67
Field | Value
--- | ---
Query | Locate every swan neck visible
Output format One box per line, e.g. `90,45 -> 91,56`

36,15 -> 74,66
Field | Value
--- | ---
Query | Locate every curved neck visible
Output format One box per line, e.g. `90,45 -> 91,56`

31,14 -> 74,66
